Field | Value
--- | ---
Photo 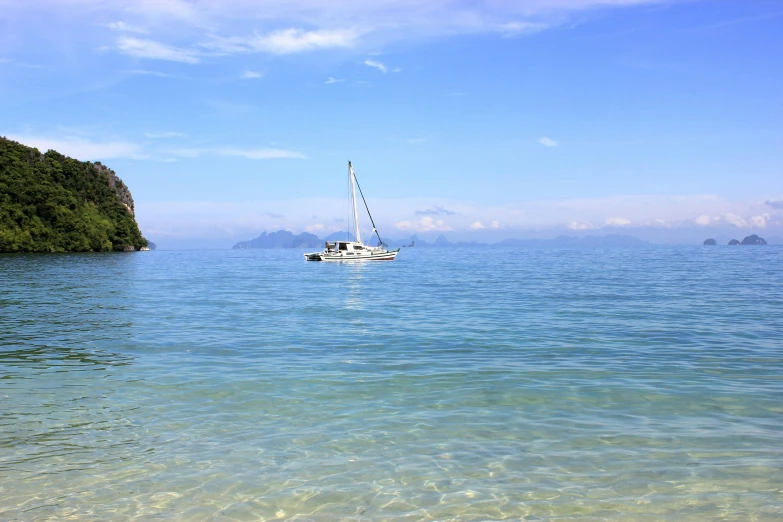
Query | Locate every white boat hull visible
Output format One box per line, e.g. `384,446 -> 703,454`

305,248 -> 400,262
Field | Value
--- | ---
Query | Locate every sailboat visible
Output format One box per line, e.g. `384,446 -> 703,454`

304,162 -> 400,262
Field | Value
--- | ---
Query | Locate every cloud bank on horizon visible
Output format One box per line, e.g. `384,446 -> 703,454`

134,193 -> 783,244
1,0 -> 781,244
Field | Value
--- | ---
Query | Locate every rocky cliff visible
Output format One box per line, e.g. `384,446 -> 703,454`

95,162 -> 135,216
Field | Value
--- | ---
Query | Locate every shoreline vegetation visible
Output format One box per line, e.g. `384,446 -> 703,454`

0,137 -> 148,253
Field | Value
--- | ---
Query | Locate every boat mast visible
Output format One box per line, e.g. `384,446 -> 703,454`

349,161 -> 362,244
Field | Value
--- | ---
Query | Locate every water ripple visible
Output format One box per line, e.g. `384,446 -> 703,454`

1,247 -> 782,520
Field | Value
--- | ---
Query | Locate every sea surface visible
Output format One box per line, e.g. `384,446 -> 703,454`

1,246 -> 782,521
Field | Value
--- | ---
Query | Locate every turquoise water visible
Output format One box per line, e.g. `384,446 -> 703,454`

1,247 -> 782,521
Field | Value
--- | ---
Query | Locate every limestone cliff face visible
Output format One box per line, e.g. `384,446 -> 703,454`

95,162 -> 135,216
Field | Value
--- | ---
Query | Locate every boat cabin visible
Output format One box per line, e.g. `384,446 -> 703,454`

325,241 -> 366,253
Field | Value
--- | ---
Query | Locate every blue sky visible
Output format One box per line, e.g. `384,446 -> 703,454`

1,0 -> 782,247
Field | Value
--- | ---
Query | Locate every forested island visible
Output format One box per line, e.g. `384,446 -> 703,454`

0,137 -> 148,252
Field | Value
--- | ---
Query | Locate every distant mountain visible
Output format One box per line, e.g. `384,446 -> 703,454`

324,231 -> 351,241
703,238 -> 717,245
494,234 -> 648,247
232,231 -> 651,250
232,230 -> 322,249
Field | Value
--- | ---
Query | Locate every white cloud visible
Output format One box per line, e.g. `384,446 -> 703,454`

695,214 -> 711,226
722,213 -> 746,227
217,147 -> 306,160
396,217 -> 451,232
305,223 -> 326,233
134,192 -> 783,243
568,221 -> 592,230
107,21 -> 148,34
325,76 -> 345,84
240,70 -> 263,79
0,58 -> 12,64
6,135 -> 142,160
605,217 -> 631,226
116,36 -> 200,63
490,220 -> 501,229
364,59 -> 388,73
470,221 -> 485,230
203,28 -> 359,55
751,213 -> 770,228
539,136 -> 559,147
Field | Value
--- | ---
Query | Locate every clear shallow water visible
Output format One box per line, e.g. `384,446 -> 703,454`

1,246 -> 782,521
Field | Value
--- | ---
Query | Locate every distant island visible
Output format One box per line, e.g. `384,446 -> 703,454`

740,234 -> 767,245
703,238 -> 717,245
0,137 -> 149,252
722,235 -> 767,246
233,231 -> 649,249
233,230 -> 322,249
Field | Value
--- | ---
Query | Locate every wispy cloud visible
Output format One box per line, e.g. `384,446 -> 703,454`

240,70 -> 263,79
125,69 -> 175,77
1,58 -> 45,69
539,136 -> 559,147
166,146 -> 306,160
325,76 -> 345,84
217,147 -> 306,160
684,11 -> 783,33
145,132 -> 186,139
364,59 -> 388,73
765,200 -> 783,210
407,137 -> 427,145
498,21 -> 550,36
116,36 -> 200,63
6,134 -> 143,160
470,221 -> 485,230
107,21 -> 148,34
21,1 -> 675,65
5,133 -> 307,163
416,205 -> 455,216
202,28 -> 359,55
